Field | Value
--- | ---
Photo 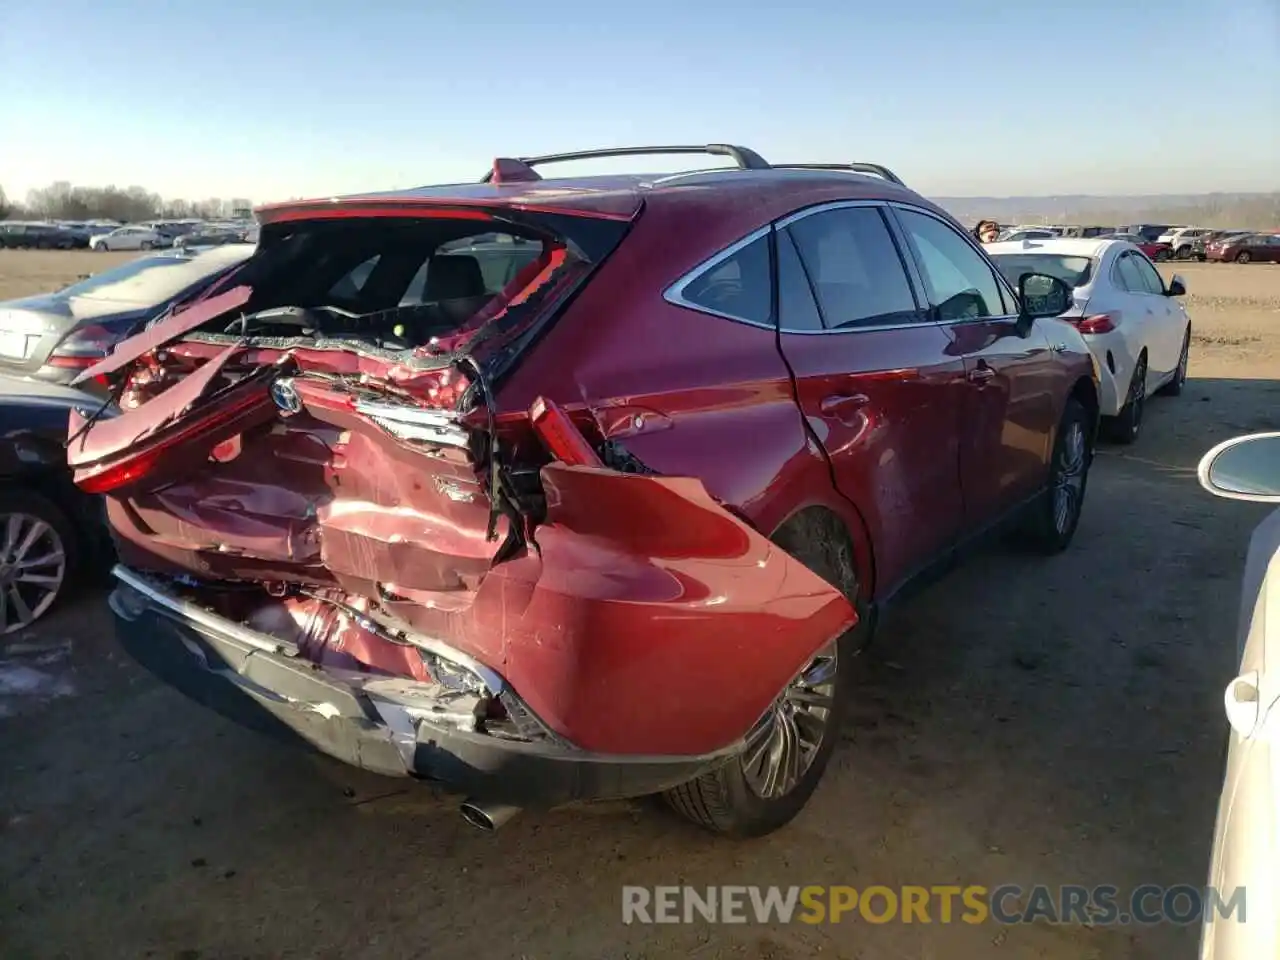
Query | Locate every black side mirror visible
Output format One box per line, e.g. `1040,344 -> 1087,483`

1016,272 -> 1072,334
1166,275 -> 1187,297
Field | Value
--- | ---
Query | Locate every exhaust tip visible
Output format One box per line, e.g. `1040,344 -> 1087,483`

459,799 -> 521,832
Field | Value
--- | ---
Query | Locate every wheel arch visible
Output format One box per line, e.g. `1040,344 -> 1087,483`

1069,375 -> 1100,445
767,502 -> 876,647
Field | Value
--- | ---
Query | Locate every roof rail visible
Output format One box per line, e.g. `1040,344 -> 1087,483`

480,144 -> 771,182
774,163 -> 905,187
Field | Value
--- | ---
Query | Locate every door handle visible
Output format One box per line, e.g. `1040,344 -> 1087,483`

819,393 -> 870,418
968,364 -> 996,385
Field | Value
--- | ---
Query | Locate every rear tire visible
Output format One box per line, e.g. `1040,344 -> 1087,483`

0,489 -> 79,633
139,240 -> 153,250
663,519 -> 859,837
1105,353 -> 1147,445
1159,330 -> 1190,397
1236,251 -> 1251,264
1155,249 -> 1171,262
1019,397 -> 1092,554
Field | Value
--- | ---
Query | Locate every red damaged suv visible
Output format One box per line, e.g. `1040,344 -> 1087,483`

68,145 -> 1099,837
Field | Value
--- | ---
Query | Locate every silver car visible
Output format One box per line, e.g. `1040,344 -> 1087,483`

0,244 -> 255,390
1197,432 -> 1280,959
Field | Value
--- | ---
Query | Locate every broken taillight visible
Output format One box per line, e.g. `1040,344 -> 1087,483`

75,384 -> 272,494
529,396 -> 603,467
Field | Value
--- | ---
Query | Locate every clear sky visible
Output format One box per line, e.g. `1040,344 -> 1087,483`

2,0 -> 1277,204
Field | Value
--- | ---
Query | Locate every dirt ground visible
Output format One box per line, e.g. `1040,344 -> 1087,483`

2,250 -> 1279,960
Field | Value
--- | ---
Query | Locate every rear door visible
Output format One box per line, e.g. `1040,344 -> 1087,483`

1126,250 -> 1184,378
774,202 -> 967,595
891,205 -> 1057,527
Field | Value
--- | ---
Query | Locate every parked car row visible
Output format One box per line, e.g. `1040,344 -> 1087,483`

985,222 -> 1279,263
1201,231 -> 1280,264
0,218 -> 256,252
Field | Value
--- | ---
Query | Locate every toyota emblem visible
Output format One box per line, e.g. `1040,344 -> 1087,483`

270,377 -> 303,416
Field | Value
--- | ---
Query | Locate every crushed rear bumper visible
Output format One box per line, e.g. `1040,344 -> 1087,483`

108,566 -> 735,806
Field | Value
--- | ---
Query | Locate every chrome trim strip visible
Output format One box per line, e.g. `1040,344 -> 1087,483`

112,565 -> 301,657
353,400 -> 462,428
354,399 -> 470,447
774,197 -> 883,231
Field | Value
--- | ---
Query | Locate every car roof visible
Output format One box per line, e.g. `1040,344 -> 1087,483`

985,237 -> 1116,258
257,167 -> 926,227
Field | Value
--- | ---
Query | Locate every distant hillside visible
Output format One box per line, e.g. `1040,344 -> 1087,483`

934,192 -> 1280,230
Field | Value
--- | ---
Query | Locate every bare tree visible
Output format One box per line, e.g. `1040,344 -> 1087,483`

0,185 -> 11,220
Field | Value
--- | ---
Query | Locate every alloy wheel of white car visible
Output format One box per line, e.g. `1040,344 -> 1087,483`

0,508 -> 68,634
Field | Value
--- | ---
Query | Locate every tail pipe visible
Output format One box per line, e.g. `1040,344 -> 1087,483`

459,799 -> 522,832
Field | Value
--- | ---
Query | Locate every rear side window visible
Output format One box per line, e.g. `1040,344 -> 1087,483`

679,234 -> 772,325
784,207 -> 919,329
896,209 -> 1006,321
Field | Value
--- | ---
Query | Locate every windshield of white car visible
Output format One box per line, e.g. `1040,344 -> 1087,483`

989,253 -> 1094,289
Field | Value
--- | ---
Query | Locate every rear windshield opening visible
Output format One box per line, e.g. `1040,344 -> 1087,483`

198,218 -> 552,351
989,253 -> 1094,289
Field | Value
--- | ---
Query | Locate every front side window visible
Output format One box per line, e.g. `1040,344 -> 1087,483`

678,234 -> 772,325
1130,254 -> 1166,295
896,209 -> 1006,321
784,206 -> 919,329
1113,252 -> 1148,293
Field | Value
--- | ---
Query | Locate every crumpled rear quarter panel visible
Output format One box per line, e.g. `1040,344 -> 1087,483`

461,464 -> 856,756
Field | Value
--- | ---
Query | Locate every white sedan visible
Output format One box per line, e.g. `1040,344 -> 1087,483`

987,237 -> 1191,444
88,226 -> 167,252
1196,432 -> 1280,959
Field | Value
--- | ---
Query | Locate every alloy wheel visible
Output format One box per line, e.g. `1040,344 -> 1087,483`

0,512 -> 67,634
740,643 -> 838,799
1052,420 -> 1088,535
1127,360 -> 1147,437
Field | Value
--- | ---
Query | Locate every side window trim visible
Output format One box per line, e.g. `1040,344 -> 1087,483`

662,225 -> 776,331
887,202 -> 1020,322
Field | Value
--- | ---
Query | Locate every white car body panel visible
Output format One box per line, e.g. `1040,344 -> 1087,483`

1161,227 -> 1213,253
986,238 -> 1190,416
1200,505 -> 1280,959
